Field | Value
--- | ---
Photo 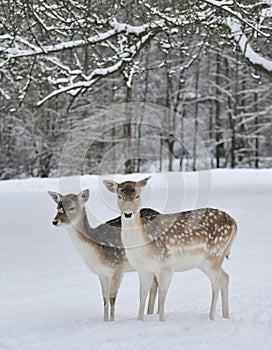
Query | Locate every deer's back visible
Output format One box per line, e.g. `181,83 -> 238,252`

144,208 -> 237,267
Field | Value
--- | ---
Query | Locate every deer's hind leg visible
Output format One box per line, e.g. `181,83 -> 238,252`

219,268 -> 230,318
199,265 -> 220,321
210,275 -> 220,320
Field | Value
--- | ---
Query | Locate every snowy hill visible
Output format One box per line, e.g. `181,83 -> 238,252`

1,169 -> 272,350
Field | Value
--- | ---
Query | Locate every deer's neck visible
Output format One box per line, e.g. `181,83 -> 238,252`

67,209 -> 95,242
121,211 -> 148,249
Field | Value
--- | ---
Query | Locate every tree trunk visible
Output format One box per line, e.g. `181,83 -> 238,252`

124,85 -> 133,173
215,52 -> 221,168
193,61 -> 200,171
254,91 -> 259,168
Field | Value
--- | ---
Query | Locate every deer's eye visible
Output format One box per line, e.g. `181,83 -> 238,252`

68,207 -> 75,211
135,195 -> 140,199
118,195 -> 122,199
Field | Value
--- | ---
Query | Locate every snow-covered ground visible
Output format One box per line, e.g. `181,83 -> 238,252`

1,169 -> 272,350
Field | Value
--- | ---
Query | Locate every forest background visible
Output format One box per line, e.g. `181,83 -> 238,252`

0,0 -> 271,179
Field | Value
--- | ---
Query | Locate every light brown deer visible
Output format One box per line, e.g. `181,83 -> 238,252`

104,177 -> 237,322
48,189 -> 159,322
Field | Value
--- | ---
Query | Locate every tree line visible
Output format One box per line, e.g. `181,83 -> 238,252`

0,0 -> 271,179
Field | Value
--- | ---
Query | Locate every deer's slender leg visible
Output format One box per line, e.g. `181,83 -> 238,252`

156,267 -> 174,322
147,276 -> 158,315
138,271 -> 154,321
99,275 -> 111,322
220,268 -> 230,318
206,272 -> 220,320
210,278 -> 220,320
109,271 -> 124,321
199,265 -> 220,320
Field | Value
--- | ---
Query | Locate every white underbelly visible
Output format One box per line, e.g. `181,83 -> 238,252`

172,247 -> 205,271
125,245 -> 206,274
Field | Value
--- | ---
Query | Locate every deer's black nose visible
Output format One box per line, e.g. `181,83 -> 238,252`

124,212 -> 132,219
52,219 -> 59,226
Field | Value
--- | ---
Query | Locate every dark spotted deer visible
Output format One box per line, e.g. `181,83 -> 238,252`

48,189 -> 159,322
104,177 -> 237,322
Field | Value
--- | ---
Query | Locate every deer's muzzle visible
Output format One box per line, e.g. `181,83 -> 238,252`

124,212 -> 133,219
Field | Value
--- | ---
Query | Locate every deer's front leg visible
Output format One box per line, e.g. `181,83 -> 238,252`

109,271 -> 124,322
138,270 -> 154,321
147,276 -> 158,314
99,275 -> 111,322
156,267 -> 174,322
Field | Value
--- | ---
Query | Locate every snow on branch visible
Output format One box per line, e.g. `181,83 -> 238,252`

1,19 -> 164,62
37,33 -> 153,106
203,0 -> 270,37
1,1 -> 271,106
226,17 -> 272,73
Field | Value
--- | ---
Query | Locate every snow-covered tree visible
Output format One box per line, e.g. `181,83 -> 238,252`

0,0 -> 271,178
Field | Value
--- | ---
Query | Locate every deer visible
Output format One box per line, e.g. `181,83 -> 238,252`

103,176 -> 237,322
48,189 -> 160,322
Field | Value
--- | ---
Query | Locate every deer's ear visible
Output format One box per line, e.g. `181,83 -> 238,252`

48,191 -> 63,204
138,176 -> 151,189
103,180 -> 119,193
78,189 -> 89,204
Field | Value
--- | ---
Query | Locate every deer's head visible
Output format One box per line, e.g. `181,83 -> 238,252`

48,190 -> 89,227
103,177 -> 150,219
